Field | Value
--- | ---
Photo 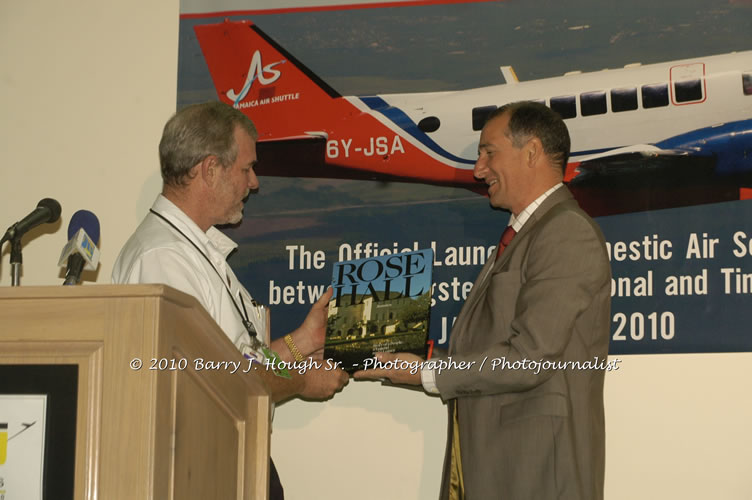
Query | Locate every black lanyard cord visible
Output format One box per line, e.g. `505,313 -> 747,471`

149,209 -> 257,338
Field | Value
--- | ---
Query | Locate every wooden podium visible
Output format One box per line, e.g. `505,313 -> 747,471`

0,285 -> 271,499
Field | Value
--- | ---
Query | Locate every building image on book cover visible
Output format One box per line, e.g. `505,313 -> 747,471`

325,248 -> 434,373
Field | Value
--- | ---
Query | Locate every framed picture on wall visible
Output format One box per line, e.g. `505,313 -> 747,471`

0,365 -> 78,500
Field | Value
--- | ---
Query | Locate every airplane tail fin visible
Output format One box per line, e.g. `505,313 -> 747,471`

194,20 -> 341,141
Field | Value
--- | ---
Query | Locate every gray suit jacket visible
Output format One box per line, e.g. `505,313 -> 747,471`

435,186 -> 611,500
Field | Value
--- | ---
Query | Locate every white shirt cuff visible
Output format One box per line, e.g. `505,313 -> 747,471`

420,366 -> 440,394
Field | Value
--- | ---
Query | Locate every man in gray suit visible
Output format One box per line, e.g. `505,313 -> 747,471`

356,101 -> 612,499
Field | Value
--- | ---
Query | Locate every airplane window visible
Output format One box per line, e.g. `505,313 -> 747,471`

611,88 -> 638,112
742,73 -> 752,96
472,105 -> 497,131
674,79 -> 703,103
580,91 -> 607,116
642,83 -> 669,108
550,95 -> 576,119
418,116 -> 441,133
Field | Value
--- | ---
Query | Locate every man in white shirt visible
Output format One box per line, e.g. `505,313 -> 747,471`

356,101 -> 611,500
113,101 -> 348,498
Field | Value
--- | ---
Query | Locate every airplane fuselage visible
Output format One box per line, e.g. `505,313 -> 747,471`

194,21 -> 752,204
344,52 -> 752,177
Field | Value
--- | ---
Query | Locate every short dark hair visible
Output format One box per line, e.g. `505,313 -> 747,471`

486,101 -> 571,172
159,101 -> 258,186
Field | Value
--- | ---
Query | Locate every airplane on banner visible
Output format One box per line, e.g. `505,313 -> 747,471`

193,19 -> 752,216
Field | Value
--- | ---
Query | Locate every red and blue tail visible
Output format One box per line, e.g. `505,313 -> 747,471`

194,19 -> 479,186
194,20 -> 343,142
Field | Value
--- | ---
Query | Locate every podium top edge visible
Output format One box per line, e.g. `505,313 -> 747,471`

0,284 -> 194,303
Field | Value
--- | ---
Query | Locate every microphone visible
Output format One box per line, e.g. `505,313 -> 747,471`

58,210 -> 101,286
1,198 -> 62,243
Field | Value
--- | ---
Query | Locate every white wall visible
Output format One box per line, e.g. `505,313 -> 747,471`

2,2 -> 751,499
0,0 -> 173,284
273,353 -> 752,500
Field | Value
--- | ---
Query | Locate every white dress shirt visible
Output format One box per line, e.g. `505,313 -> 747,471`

112,194 -> 266,350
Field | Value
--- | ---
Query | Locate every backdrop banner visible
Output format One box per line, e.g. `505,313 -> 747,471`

178,0 -> 752,355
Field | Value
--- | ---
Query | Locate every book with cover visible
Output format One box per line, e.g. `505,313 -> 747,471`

324,248 -> 434,373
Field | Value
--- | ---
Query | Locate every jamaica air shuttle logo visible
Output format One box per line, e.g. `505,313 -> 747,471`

227,50 -> 285,104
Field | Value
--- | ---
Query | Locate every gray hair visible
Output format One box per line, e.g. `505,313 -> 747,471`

159,101 -> 258,186
487,101 -> 571,173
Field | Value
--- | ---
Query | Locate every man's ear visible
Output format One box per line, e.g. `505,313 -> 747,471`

199,155 -> 219,186
524,137 -> 543,168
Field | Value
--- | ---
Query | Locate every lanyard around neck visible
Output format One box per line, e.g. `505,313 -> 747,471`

149,209 -> 258,339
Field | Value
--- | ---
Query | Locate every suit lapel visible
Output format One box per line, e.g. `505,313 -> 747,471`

449,186 -> 576,353
482,187 -> 573,286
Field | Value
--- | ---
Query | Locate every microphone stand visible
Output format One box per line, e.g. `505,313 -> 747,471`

9,236 -> 22,286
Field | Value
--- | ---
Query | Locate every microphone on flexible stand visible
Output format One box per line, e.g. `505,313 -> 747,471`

58,210 -> 100,286
1,198 -> 62,286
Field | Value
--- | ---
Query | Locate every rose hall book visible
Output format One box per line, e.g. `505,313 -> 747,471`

324,248 -> 434,374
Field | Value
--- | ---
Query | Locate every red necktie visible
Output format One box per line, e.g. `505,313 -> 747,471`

495,226 -> 517,261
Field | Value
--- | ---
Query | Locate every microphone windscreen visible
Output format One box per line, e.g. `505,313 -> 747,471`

38,198 -> 62,223
67,210 -> 100,244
